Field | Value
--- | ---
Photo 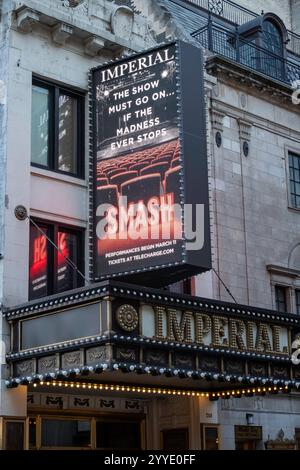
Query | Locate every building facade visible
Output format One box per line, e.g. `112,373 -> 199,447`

1,0 -> 300,450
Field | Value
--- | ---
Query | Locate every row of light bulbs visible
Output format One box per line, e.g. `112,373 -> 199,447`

31,380 -> 290,399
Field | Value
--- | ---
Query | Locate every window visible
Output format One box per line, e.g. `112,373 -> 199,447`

31,78 -> 84,177
202,425 -> 219,450
235,425 -> 262,451
295,428 -> 300,449
162,428 -> 189,450
268,265 -> 300,315
3,420 -> 25,450
29,415 -> 145,450
262,21 -> 283,56
275,286 -> 287,313
41,418 -> 91,448
235,15 -> 286,82
168,278 -> 193,295
29,220 -> 84,300
296,290 -> 300,315
261,21 -> 284,80
289,153 -> 300,208
96,420 -> 141,449
29,418 -> 37,449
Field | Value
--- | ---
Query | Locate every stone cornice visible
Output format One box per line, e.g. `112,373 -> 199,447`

206,55 -> 300,113
13,1 -> 154,55
209,101 -> 300,143
267,264 -> 300,279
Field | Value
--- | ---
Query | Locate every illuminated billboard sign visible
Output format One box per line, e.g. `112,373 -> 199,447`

90,41 -> 211,286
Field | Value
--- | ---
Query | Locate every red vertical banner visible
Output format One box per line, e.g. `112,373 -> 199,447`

29,225 -> 48,299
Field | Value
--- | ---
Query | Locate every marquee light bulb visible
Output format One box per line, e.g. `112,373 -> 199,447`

27,379 -> 288,400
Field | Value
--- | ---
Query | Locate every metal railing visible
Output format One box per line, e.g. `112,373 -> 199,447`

181,0 -> 300,56
185,0 -> 256,23
193,23 -> 300,85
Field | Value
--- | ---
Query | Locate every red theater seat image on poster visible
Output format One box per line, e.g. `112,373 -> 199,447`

96,184 -> 119,208
96,140 -> 182,257
110,171 -> 138,185
140,162 -> 169,179
120,173 -> 162,202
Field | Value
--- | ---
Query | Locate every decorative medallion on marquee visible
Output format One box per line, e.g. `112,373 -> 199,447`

116,304 -> 139,332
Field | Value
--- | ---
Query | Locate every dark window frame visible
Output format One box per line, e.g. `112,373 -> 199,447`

29,218 -> 85,300
295,290 -> 300,315
262,19 -> 284,57
296,428 -> 300,450
95,417 -> 142,450
167,278 -> 194,296
3,419 -> 25,450
29,414 -> 145,450
201,424 -> 220,450
161,427 -> 189,450
40,417 -> 92,449
31,77 -> 85,178
288,152 -> 300,209
275,285 -> 288,313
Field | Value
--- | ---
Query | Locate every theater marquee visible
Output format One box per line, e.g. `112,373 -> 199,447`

5,281 -> 300,393
115,303 -> 290,357
90,42 -> 211,286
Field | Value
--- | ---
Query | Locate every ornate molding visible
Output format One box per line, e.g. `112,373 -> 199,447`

84,36 -> 105,57
224,359 -> 244,374
267,264 -> 300,279
211,110 -> 225,132
52,22 -> 73,45
206,55 -> 299,112
265,429 -> 296,450
115,347 -> 138,362
13,1 -> 143,56
16,7 -> 40,33
45,396 -> 64,406
116,304 -> 139,332
62,350 -> 83,369
62,0 -> 88,13
73,397 -> 90,407
110,6 -> 134,40
86,346 -> 107,364
271,365 -> 289,378
238,119 -> 252,143
249,362 -> 268,377
15,359 -> 35,376
173,353 -> 194,368
28,391 -> 145,413
108,0 -> 138,12
144,350 -> 168,365
38,355 -> 58,374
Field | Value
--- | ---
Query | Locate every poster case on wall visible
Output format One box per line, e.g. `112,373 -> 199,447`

90,41 -> 211,286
